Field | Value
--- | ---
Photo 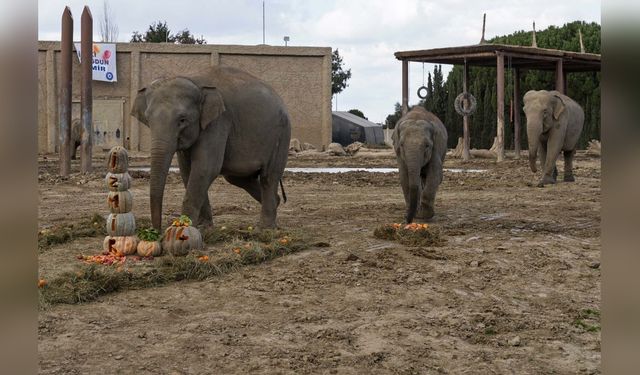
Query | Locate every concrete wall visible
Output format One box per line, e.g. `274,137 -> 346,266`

38,41 -> 332,154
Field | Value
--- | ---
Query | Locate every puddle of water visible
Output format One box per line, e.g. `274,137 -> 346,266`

129,167 -> 487,174
286,167 -> 398,173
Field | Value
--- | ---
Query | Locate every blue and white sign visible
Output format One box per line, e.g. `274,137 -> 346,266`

74,43 -> 118,82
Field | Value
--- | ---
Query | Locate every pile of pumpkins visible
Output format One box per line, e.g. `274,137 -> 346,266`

102,146 -> 203,257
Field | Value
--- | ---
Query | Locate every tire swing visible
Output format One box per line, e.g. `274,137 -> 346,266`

417,62 -> 428,100
454,91 -> 477,116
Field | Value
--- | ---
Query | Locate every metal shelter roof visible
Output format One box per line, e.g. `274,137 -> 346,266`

394,43 -> 600,72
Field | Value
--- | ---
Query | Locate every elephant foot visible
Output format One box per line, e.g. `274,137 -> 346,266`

552,167 -> 558,180
416,207 -> 435,221
197,219 -> 213,230
539,175 -> 556,186
564,174 -> 575,182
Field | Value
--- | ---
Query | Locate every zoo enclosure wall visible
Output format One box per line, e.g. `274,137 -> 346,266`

38,41 -> 333,154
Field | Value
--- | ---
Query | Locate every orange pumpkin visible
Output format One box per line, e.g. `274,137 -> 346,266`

105,172 -> 132,192
137,240 -> 162,257
162,225 -> 203,256
107,146 -> 129,173
106,213 -> 136,236
103,235 -> 138,255
107,191 -> 133,214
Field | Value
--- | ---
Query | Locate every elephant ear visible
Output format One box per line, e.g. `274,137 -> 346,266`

552,94 -> 566,120
200,86 -> 226,130
131,87 -> 148,125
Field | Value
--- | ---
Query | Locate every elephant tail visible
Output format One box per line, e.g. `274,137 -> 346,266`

279,179 -> 287,204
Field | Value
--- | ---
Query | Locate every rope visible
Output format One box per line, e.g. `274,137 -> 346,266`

417,62 -> 428,99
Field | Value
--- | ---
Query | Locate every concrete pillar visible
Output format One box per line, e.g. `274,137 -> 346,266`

496,53 -> 505,162
129,50 -> 140,150
210,52 -> 219,66
46,49 -> 57,153
513,68 -> 521,159
402,60 -> 409,115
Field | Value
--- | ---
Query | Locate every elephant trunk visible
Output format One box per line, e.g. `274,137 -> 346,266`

149,139 -> 175,230
527,119 -> 542,173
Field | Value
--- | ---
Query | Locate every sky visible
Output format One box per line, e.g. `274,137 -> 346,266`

38,0 -> 600,124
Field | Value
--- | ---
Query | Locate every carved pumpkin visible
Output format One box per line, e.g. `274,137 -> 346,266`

107,146 -> 129,173
106,213 -> 136,236
107,191 -> 133,214
103,236 -> 138,256
137,240 -> 162,257
105,172 -> 132,192
162,226 -> 203,256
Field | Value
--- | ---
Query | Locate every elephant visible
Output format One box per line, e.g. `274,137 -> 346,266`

523,90 -> 584,187
131,66 -> 291,231
392,106 -> 448,223
70,118 -> 82,160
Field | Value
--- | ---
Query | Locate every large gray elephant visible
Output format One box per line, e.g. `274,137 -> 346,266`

524,90 -> 584,187
392,107 -> 448,223
131,66 -> 291,230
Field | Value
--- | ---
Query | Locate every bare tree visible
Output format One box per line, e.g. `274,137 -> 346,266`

99,0 -> 119,42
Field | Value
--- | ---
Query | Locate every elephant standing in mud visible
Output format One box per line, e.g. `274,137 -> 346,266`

392,107 -> 448,223
131,66 -> 291,231
524,90 -> 584,187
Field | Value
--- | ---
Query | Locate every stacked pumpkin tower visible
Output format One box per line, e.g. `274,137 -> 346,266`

103,146 -> 138,255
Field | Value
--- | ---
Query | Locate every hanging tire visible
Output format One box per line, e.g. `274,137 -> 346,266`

454,92 -> 477,116
417,86 -> 428,99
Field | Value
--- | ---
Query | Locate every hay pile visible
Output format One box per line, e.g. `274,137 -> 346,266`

39,226 -> 313,308
373,223 -> 446,247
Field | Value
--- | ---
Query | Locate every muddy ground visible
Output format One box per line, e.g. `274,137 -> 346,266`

38,149 -> 601,374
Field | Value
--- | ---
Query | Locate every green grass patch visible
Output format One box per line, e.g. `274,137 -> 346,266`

573,308 -> 601,332
39,228 -> 313,309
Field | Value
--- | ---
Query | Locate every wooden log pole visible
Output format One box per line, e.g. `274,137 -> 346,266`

496,53 -> 505,162
513,68 -> 521,159
80,6 -> 93,173
462,60 -> 471,161
402,60 -> 409,115
555,60 -> 565,94
59,7 -> 73,176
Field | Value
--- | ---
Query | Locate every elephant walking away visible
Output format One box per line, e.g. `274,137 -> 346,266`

131,66 -> 291,230
392,107 -> 448,223
523,90 -> 584,187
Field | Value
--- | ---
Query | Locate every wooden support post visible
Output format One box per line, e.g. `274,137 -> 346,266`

513,68 -> 521,159
401,60 -> 409,115
496,53 -> 505,162
462,60 -> 471,161
59,7 -> 73,176
555,60 -> 564,94
80,6 -> 93,173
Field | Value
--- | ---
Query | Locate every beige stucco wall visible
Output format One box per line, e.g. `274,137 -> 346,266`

37,41 -> 332,153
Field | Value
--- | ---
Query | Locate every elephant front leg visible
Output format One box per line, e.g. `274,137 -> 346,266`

178,151 -> 213,228
418,159 -> 443,220
537,142 -> 557,187
563,149 -> 576,182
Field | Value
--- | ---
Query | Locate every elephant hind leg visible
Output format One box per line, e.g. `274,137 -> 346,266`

258,175 -> 280,229
563,149 -> 576,182
224,175 -> 262,203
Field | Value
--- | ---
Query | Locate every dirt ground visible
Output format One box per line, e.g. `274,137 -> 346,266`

38,149 -> 601,374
